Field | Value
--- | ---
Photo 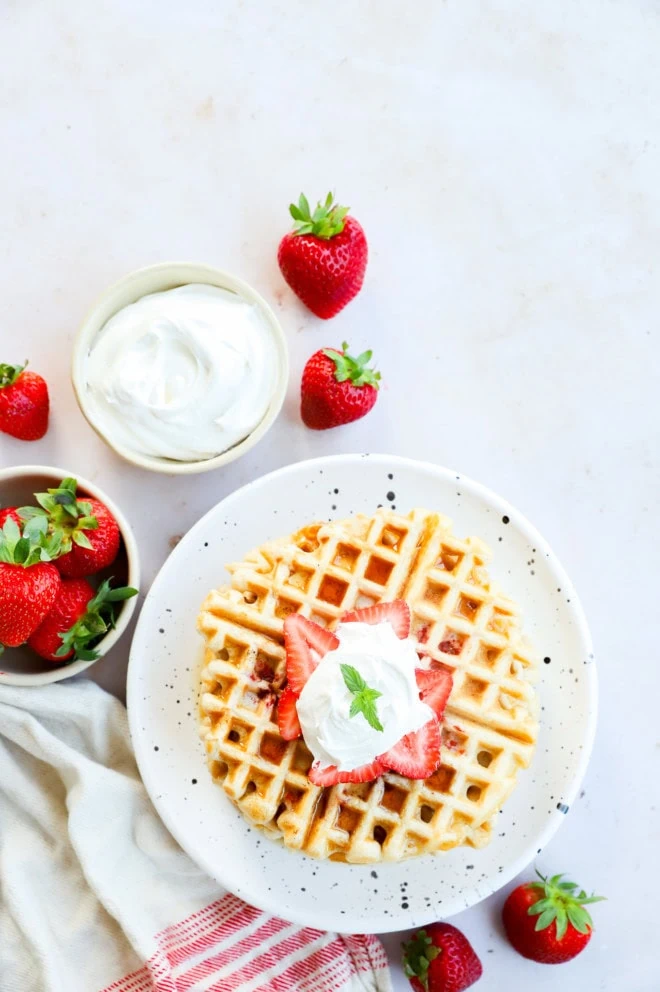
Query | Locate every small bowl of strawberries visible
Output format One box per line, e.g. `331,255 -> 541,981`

0,466 -> 139,686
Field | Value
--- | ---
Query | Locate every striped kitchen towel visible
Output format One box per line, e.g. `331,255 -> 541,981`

0,680 -> 391,992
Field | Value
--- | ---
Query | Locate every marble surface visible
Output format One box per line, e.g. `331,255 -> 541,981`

1,2 -> 658,989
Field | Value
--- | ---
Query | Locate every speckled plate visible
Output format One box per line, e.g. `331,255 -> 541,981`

127,454 -> 596,933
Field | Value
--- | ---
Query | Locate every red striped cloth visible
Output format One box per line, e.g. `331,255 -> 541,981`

100,893 -> 391,992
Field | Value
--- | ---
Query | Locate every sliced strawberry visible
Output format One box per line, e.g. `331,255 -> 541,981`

341,599 -> 411,639
283,613 -> 339,693
379,717 -> 441,779
308,757 -> 385,787
277,687 -> 302,740
415,667 -> 454,720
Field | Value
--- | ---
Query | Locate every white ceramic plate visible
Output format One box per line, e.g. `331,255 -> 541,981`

127,455 -> 596,934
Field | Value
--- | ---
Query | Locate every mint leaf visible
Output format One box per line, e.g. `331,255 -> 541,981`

341,664 -> 384,732
340,663 -> 366,694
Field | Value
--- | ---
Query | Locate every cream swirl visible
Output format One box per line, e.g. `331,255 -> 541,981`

83,284 -> 277,461
297,621 -> 433,771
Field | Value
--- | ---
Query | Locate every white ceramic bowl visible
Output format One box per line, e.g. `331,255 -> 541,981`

71,262 -> 289,475
0,465 -> 140,686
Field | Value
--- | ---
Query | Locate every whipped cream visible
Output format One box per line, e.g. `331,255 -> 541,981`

83,284 -> 277,461
297,621 -> 434,772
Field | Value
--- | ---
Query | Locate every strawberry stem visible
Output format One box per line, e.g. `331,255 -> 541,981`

56,578 -> 138,661
18,477 -> 98,555
289,192 -> 350,239
323,342 -> 381,389
0,361 -> 27,388
527,871 -> 606,939
0,515 -> 61,566
402,930 -> 440,991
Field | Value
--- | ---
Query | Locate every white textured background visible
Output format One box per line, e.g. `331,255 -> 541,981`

1,2 -> 658,989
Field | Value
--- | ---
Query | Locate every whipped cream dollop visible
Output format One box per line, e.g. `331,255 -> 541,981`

83,284 -> 277,461
297,621 -> 434,772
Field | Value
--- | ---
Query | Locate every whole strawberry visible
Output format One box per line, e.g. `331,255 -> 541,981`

19,478 -> 120,578
28,577 -> 137,662
0,517 -> 61,648
0,362 -> 49,440
301,342 -> 380,429
277,192 -> 368,318
403,924 -> 482,992
502,870 -> 604,964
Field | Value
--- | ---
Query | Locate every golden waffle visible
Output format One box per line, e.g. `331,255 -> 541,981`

197,509 -> 539,863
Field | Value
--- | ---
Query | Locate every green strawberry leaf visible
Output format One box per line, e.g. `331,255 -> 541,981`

72,529 -> 94,549
55,577 -> 138,661
323,343 -> 381,390
402,930 -> 440,991
17,506 -> 47,521
289,192 -> 350,239
528,870 -> 605,940
0,361 -> 27,387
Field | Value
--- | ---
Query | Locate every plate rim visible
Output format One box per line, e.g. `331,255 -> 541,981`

127,453 -> 598,932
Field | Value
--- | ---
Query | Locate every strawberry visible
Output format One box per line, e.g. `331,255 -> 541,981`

0,517 -> 61,648
0,362 -> 49,440
28,577 -> 138,662
277,192 -> 368,319
300,343 -> 380,430
19,478 -> 120,578
0,507 -> 21,528
277,687 -> 302,740
502,871 -> 605,964
415,668 -> 454,720
283,613 -> 339,693
308,757 -> 385,787
379,717 -> 441,779
342,600 -> 411,639
403,923 -> 483,992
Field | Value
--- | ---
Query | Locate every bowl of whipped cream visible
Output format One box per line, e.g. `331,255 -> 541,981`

72,262 -> 288,474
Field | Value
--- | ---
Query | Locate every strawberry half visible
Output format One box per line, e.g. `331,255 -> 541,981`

277,687 -> 302,740
415,667 -> 454,720
283,613 -> 339,693
0,362 -> 49,441
379,717 -> 441,779
308,757 -> 385,787
342,599 -> 411,639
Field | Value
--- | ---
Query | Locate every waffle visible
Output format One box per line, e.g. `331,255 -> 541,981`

197,509 -> 539,863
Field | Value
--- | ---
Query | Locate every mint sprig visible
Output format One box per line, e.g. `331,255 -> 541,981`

340,663 -> 384,732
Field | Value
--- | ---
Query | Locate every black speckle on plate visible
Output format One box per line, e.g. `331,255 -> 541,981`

502,515 -> 510,524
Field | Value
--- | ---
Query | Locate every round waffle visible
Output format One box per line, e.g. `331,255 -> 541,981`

197,509 -> 539,864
